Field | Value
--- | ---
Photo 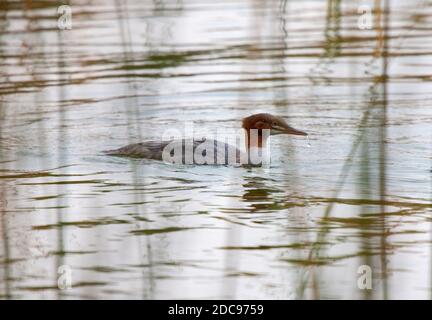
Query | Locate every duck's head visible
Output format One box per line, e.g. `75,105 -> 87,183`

242,113 -> 307,136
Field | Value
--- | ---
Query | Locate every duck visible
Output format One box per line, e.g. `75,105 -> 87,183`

104,113 -> 307,165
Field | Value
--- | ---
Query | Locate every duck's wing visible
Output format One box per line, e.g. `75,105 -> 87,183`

103,140 -> 171,160
103,139 -> 203,160
104,138 -> 243,165
192,139 -> 242,165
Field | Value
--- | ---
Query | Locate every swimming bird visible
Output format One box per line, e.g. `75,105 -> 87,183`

104,113 -> 307,165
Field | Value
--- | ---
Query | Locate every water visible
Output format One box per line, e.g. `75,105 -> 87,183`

0,0 -> 431,299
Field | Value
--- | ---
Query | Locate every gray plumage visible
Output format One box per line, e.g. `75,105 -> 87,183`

103,138 -> 245,165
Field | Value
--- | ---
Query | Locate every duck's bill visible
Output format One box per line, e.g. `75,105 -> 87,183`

272,125 -> 308,136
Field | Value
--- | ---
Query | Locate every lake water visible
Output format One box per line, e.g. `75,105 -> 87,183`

0,0 -> 431,299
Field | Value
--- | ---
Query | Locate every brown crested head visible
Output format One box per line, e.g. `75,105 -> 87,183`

242,113 -> 307,136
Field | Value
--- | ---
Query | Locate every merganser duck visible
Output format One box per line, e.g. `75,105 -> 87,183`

104,113 -> 307,165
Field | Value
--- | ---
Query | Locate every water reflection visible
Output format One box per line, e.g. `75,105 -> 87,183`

243,177 -> 280,212
0,0 -> 431,299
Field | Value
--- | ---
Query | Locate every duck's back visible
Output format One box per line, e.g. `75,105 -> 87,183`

104,140 -> 171,160
104,138 -> 242,165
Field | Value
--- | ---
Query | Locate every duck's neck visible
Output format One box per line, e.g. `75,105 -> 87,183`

244,129 -> 269,150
